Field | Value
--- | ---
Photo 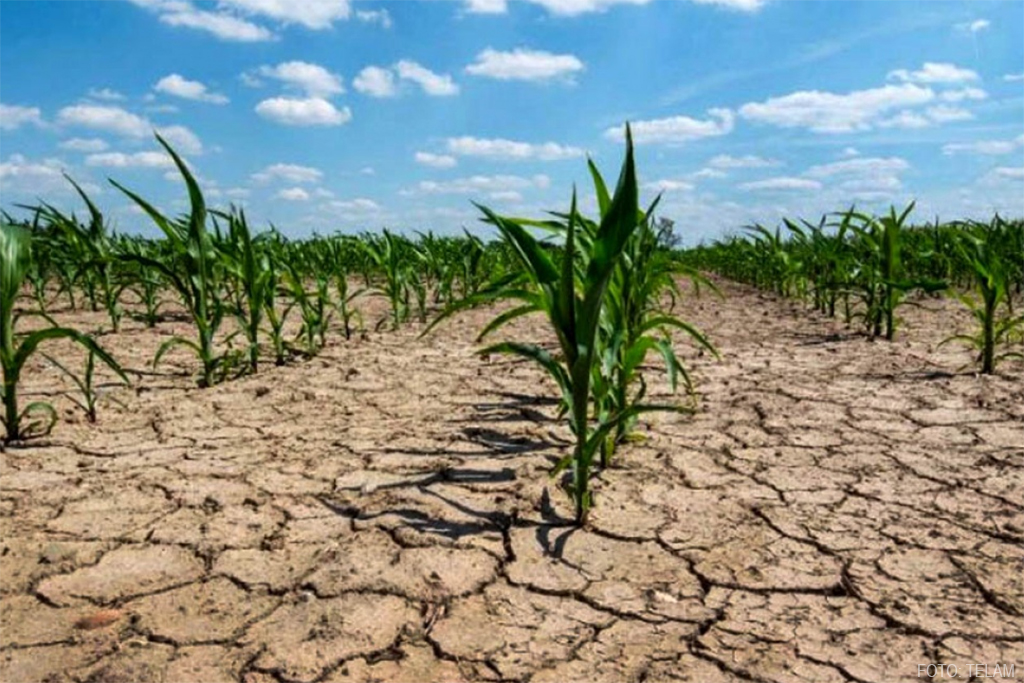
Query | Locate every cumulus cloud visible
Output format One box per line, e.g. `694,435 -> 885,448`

87,88 -> 126,101
740,177 -> 822,191
154,125 -> 204,154
354,61 -> 458,97
939,87 -> 987,102
1005,73 -> 1024,82
955,19 -> 989,33
405,174 -> 550,195
255,97 -> 351,126
466,48 -> 584,82
57,104 -> 150,137
219,0 -> 351,29
887,62 -> 979,84
353,66 -> 398,97
155,3 -> 275,41
942,138 -> 1022,155
324,198 -> 381,212
154,74 -> 229,104
85,151 -> 175,169
276,187 -> 311,201
355,8 -> 391,28
739,84 -> 934,133
604,109 -> 734,144
645,179 -> 695,192
59,138 -> 109,153
251,163 -> 324,184
446,136 -> 584,161
465,0 -> 761,16
0,154 -> 65,183
805,157 -> 910,178
415,152 -> 458,169
708,154 -> 780,169
256,61 -> 344,97
0,104 -> 45,131
395,61 -> 459,96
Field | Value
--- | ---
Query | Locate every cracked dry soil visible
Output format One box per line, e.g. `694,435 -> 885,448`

1,278 -> 1022,683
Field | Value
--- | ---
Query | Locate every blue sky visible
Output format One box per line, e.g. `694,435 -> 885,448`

1,0 -> 1022,244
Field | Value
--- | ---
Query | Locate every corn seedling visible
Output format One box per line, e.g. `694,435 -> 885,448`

114,134 -> 228,387
1,223 -> 127,442
941,218 -> 1024,373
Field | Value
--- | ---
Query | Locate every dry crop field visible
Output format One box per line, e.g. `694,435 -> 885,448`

1,136 -> 1023,683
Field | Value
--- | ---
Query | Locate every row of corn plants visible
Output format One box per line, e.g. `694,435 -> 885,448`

681,206 -> 1023,374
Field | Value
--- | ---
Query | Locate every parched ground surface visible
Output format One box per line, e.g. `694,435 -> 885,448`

1,279 -> 1022,683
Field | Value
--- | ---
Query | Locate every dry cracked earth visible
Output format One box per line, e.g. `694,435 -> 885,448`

1,279 -> 1022,683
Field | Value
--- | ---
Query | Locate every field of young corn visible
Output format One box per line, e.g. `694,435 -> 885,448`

1,133 -> 1022,682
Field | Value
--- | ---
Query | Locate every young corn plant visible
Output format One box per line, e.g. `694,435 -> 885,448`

114,134 -> 228,387
941,218 -> 1024,374
44,348 -> 127,423
364,230 -> 411,330
436,127 -> 676,524
1,223 -> 127,442
35,176 -> 127,331
214,208 -> 273,374
846,203 -> 946,340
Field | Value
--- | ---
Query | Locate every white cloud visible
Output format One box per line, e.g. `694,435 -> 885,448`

355,9 -> 391,28
219,0 -> 351,29
877,110 -> 932,129
841,147 -> 860,157
739,83 -> 934,133
992,167 -> 1024,180
1005,73 -> 1024,82
523,0 -> 650,15
407,174 -> 550,195
690,0 -> 764,9
57,104 -> 150,137
354,61 -> 458,97
395,60 -> 459,96
604,109 -> 734,144
255,97 -> 351,126
154,125 -> 203,154
943,139 -> 1021,155
446,136 -> 584,161
689,168 -> 727,180
324,198 -> 381,211
805,156 -> 909,180
466,48 -> 584,82
0,104 -> 44,131
740,177 -> 822,191
276,187 -> 311,201
0,154 -> 65,183
360,166 -> 375,175
939,87 -> 987,102
256,61 -> 344,97
488,190 -> 522,201
955,19 -> 990,33
59,138 -> 109,153
645,179 -> 695,192
887,62 -> 979,84
924,105 -> 972,123
154,74 -> 229,104
708,154 -> 780,169
415,152 -> 458,169
158,4 -> 275,41
87,88 -> 126,101
225,187 -> 251,199
353,66 -> 398,98
464,0 -> 759,14
85,151 -> 175,169
464,0 -> 508,12
251,163 -> 323,184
